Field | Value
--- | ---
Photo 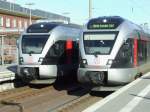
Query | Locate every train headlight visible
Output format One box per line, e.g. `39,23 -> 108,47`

107,59 -> 113,65
80,59 -> 88,68
19,57 -> 24,64
103,19 -> 107,23
82,59 -> 87,64
38,57 -> 43,62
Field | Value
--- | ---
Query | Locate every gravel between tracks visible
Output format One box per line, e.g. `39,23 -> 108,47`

0,84 -> 111,112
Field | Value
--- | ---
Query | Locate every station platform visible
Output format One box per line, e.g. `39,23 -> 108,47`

0,65 -> 16,82
83,72 -> 150,112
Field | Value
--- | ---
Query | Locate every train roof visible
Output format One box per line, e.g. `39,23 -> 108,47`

26,22 -> 82,33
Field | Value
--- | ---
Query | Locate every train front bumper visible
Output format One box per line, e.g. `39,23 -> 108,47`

78,67 -> 137,86
17,65 -> 57,80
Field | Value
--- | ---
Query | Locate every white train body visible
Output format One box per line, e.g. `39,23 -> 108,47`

78,16 -> 150,87
17,22 -> 81,84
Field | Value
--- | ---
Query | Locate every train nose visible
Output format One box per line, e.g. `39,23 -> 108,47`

87,71 -> 107,85
23,68 -> 30,76
21,67 -> 38,79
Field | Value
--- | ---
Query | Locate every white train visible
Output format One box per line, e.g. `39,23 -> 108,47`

17,22 -> 82,84
78,16 -> 150,90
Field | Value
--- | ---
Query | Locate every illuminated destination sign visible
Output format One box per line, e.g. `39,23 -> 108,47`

87,16 -> 124,30
89,23 -> 115,29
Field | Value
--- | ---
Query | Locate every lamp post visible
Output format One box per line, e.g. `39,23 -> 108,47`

25,3 -> 34,25
62,12 -> 70,23
9,0 -> 15,11
89,0 -> 92,19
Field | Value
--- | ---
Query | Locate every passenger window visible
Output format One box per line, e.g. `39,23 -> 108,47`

138,40 -> 147,63
49,41 -> 65,57
122,40 -> 133,63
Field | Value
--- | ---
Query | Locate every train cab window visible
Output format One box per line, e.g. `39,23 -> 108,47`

111,39 -> 133,68
49,41 -> 65,57
42,40 -> 66,65
83,32 -> 118,55
22,35 -> 49,54
42,40 -> 79,65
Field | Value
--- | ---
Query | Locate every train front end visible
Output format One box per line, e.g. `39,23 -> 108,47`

78,16 -> 137,87
17,23 -> 58,84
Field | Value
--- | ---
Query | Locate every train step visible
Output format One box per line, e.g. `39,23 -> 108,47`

30,79 -> 55,84
92,85 -> 124,91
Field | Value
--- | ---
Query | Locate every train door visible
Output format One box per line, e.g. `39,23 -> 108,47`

111,38 -> 134,68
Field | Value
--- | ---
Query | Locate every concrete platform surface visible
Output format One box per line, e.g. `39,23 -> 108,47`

0,65 -> 17,82
83,72 -> 150,112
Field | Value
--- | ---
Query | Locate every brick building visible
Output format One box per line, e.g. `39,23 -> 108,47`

0,0 -> 70,64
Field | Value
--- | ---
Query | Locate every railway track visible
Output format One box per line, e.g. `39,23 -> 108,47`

0,83 -> 112,112
54,94 -> 102,112
54,91 -> 113,112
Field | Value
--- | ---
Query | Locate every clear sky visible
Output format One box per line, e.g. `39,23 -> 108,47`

14,0 -> 150,25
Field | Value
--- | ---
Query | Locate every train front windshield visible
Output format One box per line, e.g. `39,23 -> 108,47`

22,35 -> 49,54
83,32 -> 118,55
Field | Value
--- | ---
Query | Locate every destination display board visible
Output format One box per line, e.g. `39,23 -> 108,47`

88,23 -> 116,29
87,16 -> 124,30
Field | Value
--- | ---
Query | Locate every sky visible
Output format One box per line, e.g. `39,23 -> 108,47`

11,0 -> 150,26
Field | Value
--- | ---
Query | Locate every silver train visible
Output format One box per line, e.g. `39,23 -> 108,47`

17,22 -> 82,84
78,16 -> 150,89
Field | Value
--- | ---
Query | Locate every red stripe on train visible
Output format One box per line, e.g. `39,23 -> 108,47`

134,38 -> 138,67
66,39 -> 73,50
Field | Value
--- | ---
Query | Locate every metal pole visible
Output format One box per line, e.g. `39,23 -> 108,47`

89,0 -> 92,19
9,2 -> 12,11
1,36 -> 4,65
62,12 -> 70,23
0,36 -> 2,65
25,3 -> 34,25
29,8 -> 31,25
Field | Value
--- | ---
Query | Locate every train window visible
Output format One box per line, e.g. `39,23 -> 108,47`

83,32 -> 118,55
122,39 -> 133,63
138,40 -> 147,63
111,38 -> 133,68
138,40 -> 142,62
41,40 -> 66,65
22,35 -> 49,54
50,41 -> 65,57
143,41 -> 147,61
72,41 -> 79,63
123,42 -> 130,51
87,16 -> 124,30
27,23 -> 58,33
147,41 -> 150,60
42,40 -> 79,65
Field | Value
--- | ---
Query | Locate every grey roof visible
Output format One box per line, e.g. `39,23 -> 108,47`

0,0 -> 70,22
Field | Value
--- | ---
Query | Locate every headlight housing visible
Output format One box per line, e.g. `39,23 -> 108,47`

38,57 -> 43,62
80,59 -> 88,68
19,57 -> 24,64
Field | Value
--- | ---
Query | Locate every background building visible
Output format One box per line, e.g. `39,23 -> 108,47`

0,0 -> 70,65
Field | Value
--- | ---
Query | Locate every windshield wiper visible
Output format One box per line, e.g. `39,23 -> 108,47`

93,51 -> 101,57
29,51 -> 34,56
